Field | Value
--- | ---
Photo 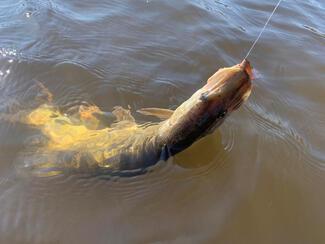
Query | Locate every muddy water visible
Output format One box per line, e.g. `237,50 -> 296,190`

0,0 -> 324,243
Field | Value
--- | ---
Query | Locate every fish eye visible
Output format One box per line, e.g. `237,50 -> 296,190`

200,91 -> 209,102
218,109 -> 227,119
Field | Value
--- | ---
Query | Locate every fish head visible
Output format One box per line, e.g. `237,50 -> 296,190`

200,59 -> 253,116
160,60 -> 253,154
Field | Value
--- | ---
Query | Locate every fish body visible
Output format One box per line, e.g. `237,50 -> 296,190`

16,60 -> 253,177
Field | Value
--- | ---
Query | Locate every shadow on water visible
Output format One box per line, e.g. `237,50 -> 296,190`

0,0 -> 324,243
175,131 -> 224,169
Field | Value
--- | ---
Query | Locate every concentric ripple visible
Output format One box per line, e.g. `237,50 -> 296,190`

0,0 -> 325,243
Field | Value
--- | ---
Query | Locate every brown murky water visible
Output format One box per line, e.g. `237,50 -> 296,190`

0,0 -> 324,243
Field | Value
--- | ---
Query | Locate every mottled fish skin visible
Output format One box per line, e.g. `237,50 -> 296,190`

156,60 -> 252,156
16,61 -> 252,177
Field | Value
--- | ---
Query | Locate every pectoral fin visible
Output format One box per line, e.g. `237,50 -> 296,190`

137,108 -> 174,120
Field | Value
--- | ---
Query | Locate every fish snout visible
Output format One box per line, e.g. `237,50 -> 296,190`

239,59 -> 254,80
199,60 -> 253,115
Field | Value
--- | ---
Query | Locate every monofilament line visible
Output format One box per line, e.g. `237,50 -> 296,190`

244,0 -> 283,60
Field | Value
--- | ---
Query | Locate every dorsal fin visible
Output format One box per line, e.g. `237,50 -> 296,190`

137,108 -> 174,120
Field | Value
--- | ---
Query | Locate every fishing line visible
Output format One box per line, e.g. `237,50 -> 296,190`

244,0 -> 283,60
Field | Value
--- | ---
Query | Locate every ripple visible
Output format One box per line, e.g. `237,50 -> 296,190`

50,1 -> 113,23
245,83 -> 325,179
221,124 -> 236,152
33,61 -> 104,110
303,25 -> 325,39
14,158 -> 177,205
0,0 -> 324,242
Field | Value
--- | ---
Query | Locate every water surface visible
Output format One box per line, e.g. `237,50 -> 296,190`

0,0 -> 324,243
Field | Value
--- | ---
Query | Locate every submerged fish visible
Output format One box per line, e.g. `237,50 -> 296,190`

16,59 -> 253,177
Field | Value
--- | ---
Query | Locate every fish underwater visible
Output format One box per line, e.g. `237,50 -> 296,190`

12,59 -> 253,177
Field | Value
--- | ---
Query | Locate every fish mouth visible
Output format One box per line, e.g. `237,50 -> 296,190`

239,59 -> 254,80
